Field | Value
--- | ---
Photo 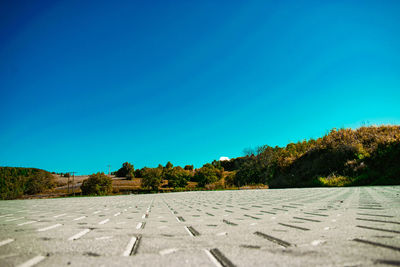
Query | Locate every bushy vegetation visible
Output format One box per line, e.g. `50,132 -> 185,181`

115,162 -> 135,179
141,167 -> 163,191
81,172 -> 112,196
193,163 -> 223,187
164,166 -> 193,188
128,127 -> 399,191
231,125 -> 400,188
4,126 -> 397,200
135,162 -> 220,190
0,167 -> 55,200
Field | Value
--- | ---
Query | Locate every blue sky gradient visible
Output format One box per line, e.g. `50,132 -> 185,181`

1,0 -> 399,174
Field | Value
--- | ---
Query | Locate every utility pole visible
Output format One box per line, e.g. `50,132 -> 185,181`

70,172 -> 78,196
66,172 -> 70,195
107,165 -> 111,176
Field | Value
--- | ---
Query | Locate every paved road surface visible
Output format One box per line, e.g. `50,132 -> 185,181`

0,186 -> 399,266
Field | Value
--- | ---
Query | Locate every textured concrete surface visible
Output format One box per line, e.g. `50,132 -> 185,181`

0,186 -> 399,266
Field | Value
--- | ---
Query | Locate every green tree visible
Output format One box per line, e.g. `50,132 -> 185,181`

134,168 -> 143,178
115,162 -> 135,179
142,167 -> 163,191
184,165 -> 194,171
193,163 -> 223,187
166,166 -> 192,188
81,172 -> 112,196
211,160 -> 223,170
165,161 -> 173,169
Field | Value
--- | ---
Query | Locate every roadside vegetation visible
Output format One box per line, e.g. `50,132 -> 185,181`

225,125 -> 400,188
0,167 -> 55,199
2,125 -> 399,199
80,172 -> 112,196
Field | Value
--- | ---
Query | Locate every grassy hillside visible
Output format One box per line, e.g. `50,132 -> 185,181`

0,167 -> 56,200
224,125 -> 400,188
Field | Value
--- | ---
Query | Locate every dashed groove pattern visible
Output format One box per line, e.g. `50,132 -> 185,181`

0,186 -> 399,266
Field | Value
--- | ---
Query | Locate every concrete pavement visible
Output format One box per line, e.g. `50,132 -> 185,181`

0,186 -> 399,266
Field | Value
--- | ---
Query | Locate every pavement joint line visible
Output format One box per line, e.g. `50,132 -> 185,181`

73,216 -> 86,221
0,238 -> 14,247
260,210 -> 276,215
122,236 -> 138,256
244,214 -> 260,220
185,226 -> 200,237
278,223 -> 310,231
239,244 -> 261,249
68,229 -> 91,241
292,216 -> 321,222
222,219 -> 237,226
17,221 -> 37,226
37,223 -> 62,232
353,238 -> 400,252
93,211 -> 101,214
273,208 -> 288,211
374,259 -> 400,266
356,225 -> 400,234
16,255 -> 46,267
254,231 -> 292,248
130,235 -> 142,255
204,249 -> 223,267
282,205 -> 298,208
357,213 -> 394,218
136,222 -> 146,229
209,248 -> 236,267
98,219 -> 110,225
358,207 -> 384,210
303,212 -> 328,217
356,218 -> 400,225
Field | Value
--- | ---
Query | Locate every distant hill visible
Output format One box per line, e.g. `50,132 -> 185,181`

0,167 -> 55,200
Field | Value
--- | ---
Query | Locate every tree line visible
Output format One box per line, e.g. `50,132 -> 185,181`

2,125 -> 399,198
223,125 -> 400,188
109,125 -> 400,193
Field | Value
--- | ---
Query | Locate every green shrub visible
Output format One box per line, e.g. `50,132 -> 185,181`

141,167 -> 163,191
165,166 -> 192,188
224,172 -> 236,187
0,167 -> 55,199
317,175 -> 353,187
193,163 -> 223,187
81,172 -> 112,196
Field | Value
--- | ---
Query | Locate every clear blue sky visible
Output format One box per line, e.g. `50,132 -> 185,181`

1,0 -> 399,174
